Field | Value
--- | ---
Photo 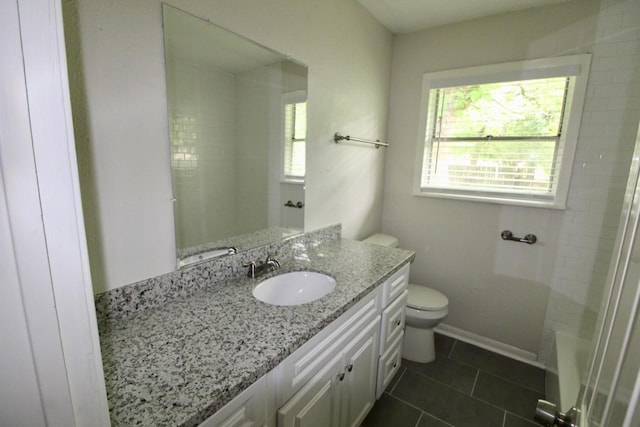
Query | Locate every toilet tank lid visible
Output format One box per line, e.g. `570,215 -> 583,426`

363,233 -> 398,248
407,284 -> 448,310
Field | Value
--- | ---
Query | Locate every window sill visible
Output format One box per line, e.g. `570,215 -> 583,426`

412,189 -> 565,210
280,178 -> 305,185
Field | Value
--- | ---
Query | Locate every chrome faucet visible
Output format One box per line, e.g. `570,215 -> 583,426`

244,254 -> 280,278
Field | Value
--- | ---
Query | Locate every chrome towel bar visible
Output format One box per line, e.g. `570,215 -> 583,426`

334,132 -> 389,149
501,230 -> 537,245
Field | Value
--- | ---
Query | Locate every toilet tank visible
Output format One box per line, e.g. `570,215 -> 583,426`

363,233 -> 399,248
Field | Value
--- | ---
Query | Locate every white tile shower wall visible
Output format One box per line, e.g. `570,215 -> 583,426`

538,0 -> 640,364
168,60 -> 239,249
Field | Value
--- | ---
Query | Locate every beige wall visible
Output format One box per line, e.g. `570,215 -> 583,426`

382,0 -> 601,357
65,0 -> 393,292
384,0 -> 640,363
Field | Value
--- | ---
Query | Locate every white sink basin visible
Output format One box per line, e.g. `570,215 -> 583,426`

253,271 -> 336,306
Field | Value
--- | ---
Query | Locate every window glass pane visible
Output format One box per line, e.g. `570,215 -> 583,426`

284,101 -> 306,179
294,102 -> 306,140
433,77 -> 567,139
424,139 -> 558,193
289,140 -> 305,177
422,77 -> 570,197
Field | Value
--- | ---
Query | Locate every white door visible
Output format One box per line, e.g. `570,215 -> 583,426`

0,0 -> 109,424
537,125 -> 640,426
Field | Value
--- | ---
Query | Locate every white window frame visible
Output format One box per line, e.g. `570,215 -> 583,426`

413,54 -> 591,209
281,90 -> 307,184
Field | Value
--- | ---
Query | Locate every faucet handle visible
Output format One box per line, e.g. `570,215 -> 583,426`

243,261 -> 256,278
265,254 -> 280,267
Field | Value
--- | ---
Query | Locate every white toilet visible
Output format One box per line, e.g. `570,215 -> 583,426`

363,233 -> 449,363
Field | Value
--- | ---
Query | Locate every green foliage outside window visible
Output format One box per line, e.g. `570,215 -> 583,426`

425,77 -> 570,193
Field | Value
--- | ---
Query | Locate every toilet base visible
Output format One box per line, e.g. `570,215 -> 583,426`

402,325 -> 436,363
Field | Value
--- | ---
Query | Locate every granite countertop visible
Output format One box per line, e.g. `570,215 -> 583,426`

99,238 -> 414,427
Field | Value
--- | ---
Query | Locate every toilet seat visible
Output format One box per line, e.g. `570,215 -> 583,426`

407,284 -> 448,311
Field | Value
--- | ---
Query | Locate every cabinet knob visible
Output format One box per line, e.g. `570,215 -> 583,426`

338,372 -> 345,381
396,319 -> 402,326
392,361 -> 398,368
347,363 -> 353,372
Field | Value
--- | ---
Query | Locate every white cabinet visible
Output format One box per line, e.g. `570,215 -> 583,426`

278,317 -> 380,427
376,332 -> 404,398
381,264 -> 410,308
379,290 -> 407,354
200,374 -> 268,427
279,290 -> 381,400
276,353 -> 343,427
200,262 -> 412,427
376,265 -> 409,398
341,318 -> 380,427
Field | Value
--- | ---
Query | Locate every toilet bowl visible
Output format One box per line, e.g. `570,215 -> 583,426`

403,284 -> 448,363
363,233 -> 449,363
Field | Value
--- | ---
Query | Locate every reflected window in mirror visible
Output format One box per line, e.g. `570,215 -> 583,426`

283,91 -> 306,183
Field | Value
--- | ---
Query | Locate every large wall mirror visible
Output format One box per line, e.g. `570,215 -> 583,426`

162,5 -> 307,267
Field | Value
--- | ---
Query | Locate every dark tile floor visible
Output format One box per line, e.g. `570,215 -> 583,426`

363,334 -> 545,427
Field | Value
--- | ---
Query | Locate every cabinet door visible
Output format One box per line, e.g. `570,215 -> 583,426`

341,317 -> 380,427
278,354 -> 342,427
200,375 -> 267,427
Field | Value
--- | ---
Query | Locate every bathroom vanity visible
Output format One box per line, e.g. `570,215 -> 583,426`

209,262 -> 409,427
96,227 -> 414,426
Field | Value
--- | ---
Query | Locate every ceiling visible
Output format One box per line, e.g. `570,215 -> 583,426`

358,0 -> 571,34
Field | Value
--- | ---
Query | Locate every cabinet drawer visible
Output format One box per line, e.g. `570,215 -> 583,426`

280,289 -> 381,402
379,290 -> 407,354
375,331 -> 404,399
382,263 -> 410,308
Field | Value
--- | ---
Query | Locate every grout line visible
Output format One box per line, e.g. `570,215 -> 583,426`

413,412 -> 423,427
502,410 -> 507,427
448,338 -> 457,358
475,368 -> 545,395
387,394 -> 453,427
446,340 -> 544,394
383,392 -> 427,414
505,410 -> 540,426
386,378 -> 491,427
425,412 -> 455,427
402,363 -> 471,394
388,368 -> 406,394
420,411 -> 455,427
470,369 -> 480,396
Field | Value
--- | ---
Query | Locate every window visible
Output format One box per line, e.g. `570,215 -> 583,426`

414,55 -> 591,208
283,91 -> 307,182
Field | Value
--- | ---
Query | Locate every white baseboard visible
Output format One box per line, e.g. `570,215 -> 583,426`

435,323 -> 546,369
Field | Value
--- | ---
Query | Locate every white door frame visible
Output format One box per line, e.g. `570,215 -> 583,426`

0,0 -> 109,425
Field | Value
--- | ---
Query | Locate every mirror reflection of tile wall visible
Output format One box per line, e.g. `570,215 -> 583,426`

163,5 -> 307,259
